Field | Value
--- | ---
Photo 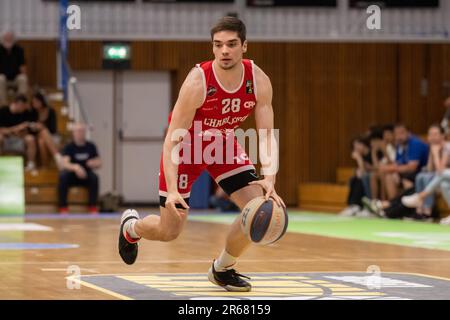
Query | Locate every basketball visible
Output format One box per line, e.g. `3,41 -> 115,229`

240,196 -> 288,246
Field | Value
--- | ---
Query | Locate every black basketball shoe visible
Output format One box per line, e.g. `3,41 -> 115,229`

118,209 -> 140,265
208,261 -> 251,292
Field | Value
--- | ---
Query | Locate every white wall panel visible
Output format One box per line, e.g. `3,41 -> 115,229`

73,71 -> 114,196
121,72 -> 170,139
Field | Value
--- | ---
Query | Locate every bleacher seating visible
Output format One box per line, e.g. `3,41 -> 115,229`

23,89 -> 89,211
299,166 -> 450,218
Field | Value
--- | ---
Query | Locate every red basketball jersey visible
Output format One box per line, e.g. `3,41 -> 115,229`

159,59 -> 258,198
169,59 -> 257,134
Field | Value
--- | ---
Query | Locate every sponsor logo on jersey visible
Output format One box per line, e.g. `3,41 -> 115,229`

244,101 -> 256,109
206,98 -> 218,103
207,85 -> 217,97
246,80 -> 254,94
202,104 -> 218,111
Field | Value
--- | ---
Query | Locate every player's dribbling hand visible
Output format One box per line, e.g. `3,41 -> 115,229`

165,192 -> 190,217
249,177 -> 286,209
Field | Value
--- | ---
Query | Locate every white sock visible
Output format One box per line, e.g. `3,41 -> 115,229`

123,218 -> 140,239
214,250 -> 237,271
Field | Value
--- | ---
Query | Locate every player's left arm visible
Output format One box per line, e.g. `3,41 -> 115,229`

248,65 -> 286,208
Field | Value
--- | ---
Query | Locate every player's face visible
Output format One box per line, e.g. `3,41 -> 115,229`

212,31 -> 247,70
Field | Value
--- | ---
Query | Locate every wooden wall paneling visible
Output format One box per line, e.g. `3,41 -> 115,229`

19,40 -> 57,89
337,43 -> 365,168
426,44 -> 450,127
246,42 -> 289,203
337,43 -> 398,167
68,41 -> 103,70
308,43 -> 340,183
398,44 -> 428,134
284,43 -> 311,205
445,45 -> 450,98
373,43 -> 398,126
131,41 -> 156,70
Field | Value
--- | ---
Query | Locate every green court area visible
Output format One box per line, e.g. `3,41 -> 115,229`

189,211 -> 450,252
0,157 -> 25,215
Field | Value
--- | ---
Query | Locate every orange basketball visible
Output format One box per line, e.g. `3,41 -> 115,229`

240,196 -> 288,246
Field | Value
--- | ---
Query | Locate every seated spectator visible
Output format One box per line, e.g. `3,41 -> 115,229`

0,95 -> 36,171
402,125 -> 450,225
362,182 -> 417,220
59,123 -> 101,214
29,91 -> 63,169
0,31 -> 28,106
381,124 -> 396,164
400,124 -> 448,218
369,124 -> 396,200
378,124 -> 429,200
339,136 -> 376,216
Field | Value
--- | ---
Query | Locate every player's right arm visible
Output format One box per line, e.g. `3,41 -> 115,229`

163,67 -> 204,213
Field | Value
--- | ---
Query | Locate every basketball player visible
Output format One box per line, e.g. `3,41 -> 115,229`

118,16 -> 285,292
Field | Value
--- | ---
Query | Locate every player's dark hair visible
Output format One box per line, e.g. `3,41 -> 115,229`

14,94 -> 27,104
211,16 -> 246,44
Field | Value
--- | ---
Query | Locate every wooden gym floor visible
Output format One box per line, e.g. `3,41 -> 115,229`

2,210 -> 450,300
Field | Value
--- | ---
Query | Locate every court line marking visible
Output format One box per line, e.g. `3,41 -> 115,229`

41,268 -> 98,273
3,257 -> 450,265
66,275 -> 132,300
75,271 -> 450,281
387,271 -> 450,283
72,271 -> 450,300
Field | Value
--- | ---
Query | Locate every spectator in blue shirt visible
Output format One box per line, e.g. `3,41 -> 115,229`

379,123 -> 429,200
